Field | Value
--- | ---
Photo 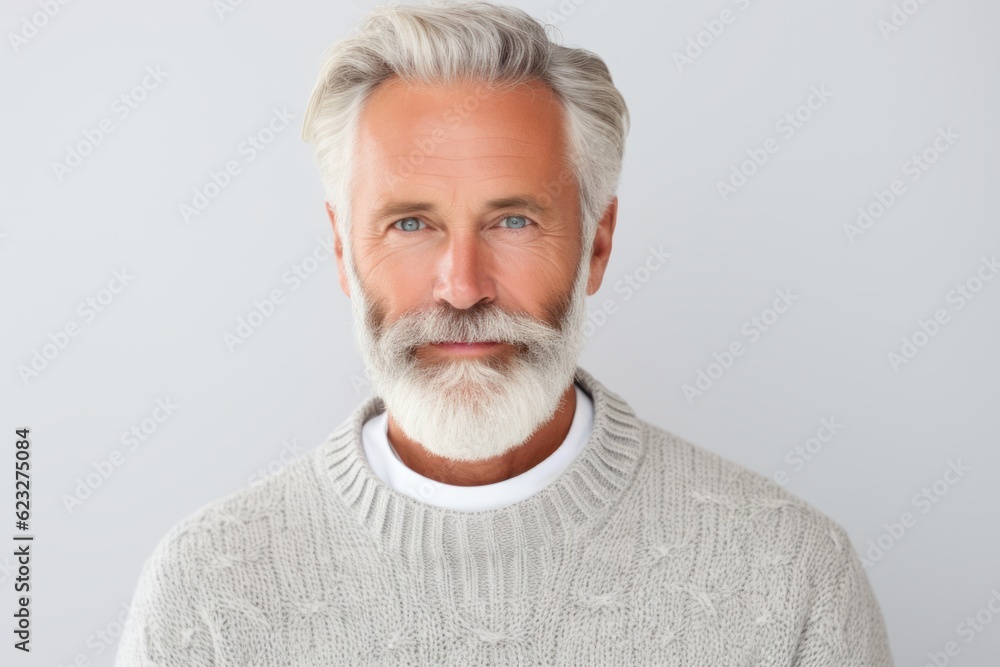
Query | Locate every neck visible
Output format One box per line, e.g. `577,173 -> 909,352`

384,381 -> 577,486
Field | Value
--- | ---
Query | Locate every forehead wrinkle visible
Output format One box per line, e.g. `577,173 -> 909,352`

382,135 -> 545,156
392,155 -> 538,164
370,127 -> 554,150
465,175 -> 550,192
357,145 -> 538,170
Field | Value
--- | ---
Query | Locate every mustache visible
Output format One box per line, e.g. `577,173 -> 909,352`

372,301 -> 565,351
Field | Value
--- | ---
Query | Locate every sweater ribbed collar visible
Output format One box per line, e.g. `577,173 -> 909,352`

317,365 -> 645,554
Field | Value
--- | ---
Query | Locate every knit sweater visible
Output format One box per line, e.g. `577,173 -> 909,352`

115,366 -> 894,666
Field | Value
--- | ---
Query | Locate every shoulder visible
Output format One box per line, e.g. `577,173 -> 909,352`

125,448 -> 328,603
139,445 -> 323,579
635,424 -> 892,663
640,421 -> 857,566
117,449 -> 325,663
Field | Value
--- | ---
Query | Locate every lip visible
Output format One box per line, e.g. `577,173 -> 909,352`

427,341 -> 504,357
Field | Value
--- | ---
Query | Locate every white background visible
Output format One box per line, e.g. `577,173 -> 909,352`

2,0 -> 999,664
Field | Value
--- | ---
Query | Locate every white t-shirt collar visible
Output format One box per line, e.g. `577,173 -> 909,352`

361,382 -> 594,512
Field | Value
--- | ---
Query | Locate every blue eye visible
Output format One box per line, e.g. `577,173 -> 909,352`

499,215 -> 530,229
393,217 -> 425,232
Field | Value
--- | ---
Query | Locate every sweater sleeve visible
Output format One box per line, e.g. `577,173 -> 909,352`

791,524 -> 894,667
114,529 -> 217,667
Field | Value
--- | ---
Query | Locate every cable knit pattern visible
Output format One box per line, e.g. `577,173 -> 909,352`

115,366 -> 893,666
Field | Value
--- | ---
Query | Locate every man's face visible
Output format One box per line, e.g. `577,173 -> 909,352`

331,76 -> 600,461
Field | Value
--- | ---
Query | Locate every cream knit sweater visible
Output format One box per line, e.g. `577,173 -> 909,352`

115,366 -> 894,666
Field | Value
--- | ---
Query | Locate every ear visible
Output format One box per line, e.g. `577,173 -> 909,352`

326,202 -> 351,297
586,196 -> 618,296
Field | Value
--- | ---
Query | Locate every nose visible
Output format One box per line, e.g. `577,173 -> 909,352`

432,229 -> 496,310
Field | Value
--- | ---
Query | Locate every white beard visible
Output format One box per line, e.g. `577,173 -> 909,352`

344,235 -> 590,462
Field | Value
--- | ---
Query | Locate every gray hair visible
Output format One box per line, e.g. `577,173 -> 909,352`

301,0 -> 629,260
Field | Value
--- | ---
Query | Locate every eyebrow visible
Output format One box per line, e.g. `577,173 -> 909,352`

371,195 -> 549,222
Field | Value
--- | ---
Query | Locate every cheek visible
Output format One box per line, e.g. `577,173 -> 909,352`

360,246 -> 437,310
499,245 -> 575,287
494,249 -> 576,316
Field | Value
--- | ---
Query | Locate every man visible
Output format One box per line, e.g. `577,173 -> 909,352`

116,2 -> 894,665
